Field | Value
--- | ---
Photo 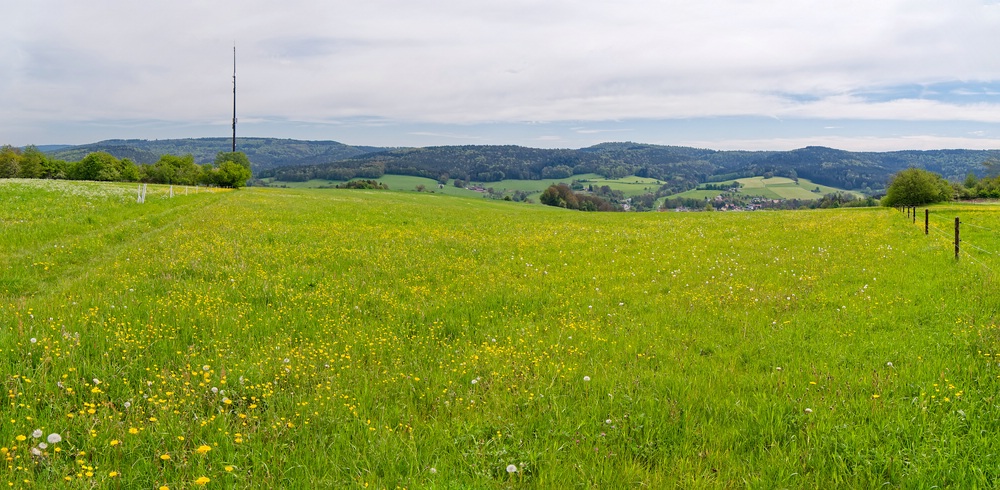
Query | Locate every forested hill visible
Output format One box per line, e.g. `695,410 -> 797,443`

261,142 -> 1000,193
44,138 -> 386,172
43,138 -> 1000,192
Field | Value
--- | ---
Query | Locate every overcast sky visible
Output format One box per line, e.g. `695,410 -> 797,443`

4,0 -> 1000,151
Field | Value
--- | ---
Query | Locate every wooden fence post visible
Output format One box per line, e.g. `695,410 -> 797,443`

955,217 -> 960,260
912,207 -> 916,224
925,209 -> 929,235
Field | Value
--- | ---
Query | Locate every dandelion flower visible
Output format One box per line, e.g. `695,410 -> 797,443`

15,435 -> 26,442
110,440 -> 120,446
46,433 -> 61,444
109,471 -> 119,477
160,454 -> 171,461
224,466 -> 234,472
195,445 -> 212,455
194,476 -> 210,486
506,464 -> 518,473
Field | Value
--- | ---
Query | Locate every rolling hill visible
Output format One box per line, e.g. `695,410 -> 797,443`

41,138 -> 1000,193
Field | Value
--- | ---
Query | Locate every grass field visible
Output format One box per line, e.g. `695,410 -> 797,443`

267,174 -> 665,201
672,176 -> 860,201
3,179 -> 1000,487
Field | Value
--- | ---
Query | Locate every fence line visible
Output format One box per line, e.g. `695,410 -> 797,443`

960,247 -> 999,276
960,221 -> 998,232
926,221 -> 954,242
899,206 -> 999,276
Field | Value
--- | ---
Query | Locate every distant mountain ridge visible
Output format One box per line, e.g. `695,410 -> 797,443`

43,138 -> 1000,192
44,137 -> 387,172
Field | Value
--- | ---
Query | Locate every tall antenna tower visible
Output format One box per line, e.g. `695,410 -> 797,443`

232,45 -> 237,152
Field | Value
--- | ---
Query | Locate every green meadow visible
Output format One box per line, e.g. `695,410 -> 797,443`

2,179 -> 1000,488
267,173 -> 666,201
672,176 -> 860,201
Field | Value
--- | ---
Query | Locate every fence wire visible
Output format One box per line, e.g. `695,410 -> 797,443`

959,221 -> 999,233
909,208 -> 1000,278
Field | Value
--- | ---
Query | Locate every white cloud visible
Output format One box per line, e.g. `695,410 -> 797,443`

4,0 -> 1000,146
681,135 -> 1000,152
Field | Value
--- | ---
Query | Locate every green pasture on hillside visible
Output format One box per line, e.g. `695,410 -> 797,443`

268,173 -> 666,201
672,176 -> 861,201
3,179 -> 1000,487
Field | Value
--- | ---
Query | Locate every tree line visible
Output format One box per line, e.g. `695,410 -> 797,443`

0,145 -> 253,188
881,162 -> 1000,207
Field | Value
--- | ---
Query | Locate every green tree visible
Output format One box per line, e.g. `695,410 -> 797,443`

0,145 -> 21,178
73,152 -> 120,181
963,172 -> 978,189
41,159 -> 69,179
18,145 -> 45,178
149,154 -> 201,184
881,168 -> 952,207
213,151 -> 252,188
117,158 -> 140,182
539,183 -> 579,209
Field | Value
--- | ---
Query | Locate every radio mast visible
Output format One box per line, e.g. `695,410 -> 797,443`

232,46 -> 237,152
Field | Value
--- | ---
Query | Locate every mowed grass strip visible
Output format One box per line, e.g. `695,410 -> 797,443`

1,181 -> 999,487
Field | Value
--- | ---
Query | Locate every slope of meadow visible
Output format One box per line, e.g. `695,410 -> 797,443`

2,180 -> 999,488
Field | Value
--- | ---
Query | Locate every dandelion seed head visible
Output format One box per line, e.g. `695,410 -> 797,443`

29,338 -> 37,343
506,464 -> 517,473
46,433 -> 62,444
583,376 -> 591,382
31,429 -> 42,438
